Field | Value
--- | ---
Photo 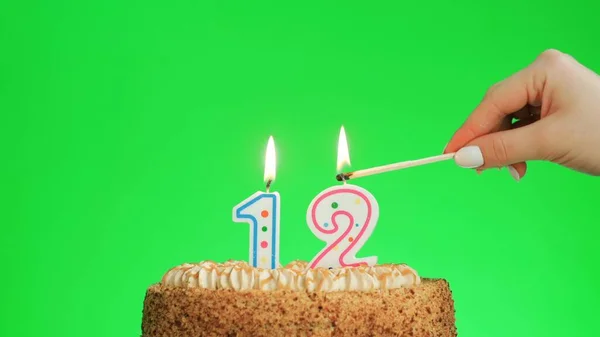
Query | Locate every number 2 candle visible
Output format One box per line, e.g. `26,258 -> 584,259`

307,126 -> 380,269
233,136 -> 280,269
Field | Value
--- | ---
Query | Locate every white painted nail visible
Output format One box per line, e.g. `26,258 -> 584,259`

454,146 -> 484,168
508,165 -> 520,182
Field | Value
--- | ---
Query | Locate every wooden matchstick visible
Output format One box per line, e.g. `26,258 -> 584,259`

336,153 -> 456,181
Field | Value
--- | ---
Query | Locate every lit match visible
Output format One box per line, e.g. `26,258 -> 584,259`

336,152 -> 456,181
334,126 -> 483,181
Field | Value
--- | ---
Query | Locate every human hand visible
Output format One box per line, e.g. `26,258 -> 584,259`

445,49 -> 600,180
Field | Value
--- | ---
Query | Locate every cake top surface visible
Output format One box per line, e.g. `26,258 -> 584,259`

161,260 -> 420,292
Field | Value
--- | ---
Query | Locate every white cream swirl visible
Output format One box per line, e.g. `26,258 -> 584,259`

161,260 -> 420,292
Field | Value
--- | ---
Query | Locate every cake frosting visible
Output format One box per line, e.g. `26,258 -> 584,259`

161,260 -> 420,292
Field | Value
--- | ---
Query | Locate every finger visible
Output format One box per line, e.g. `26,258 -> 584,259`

479,160 -> 528,181
445,65 -> 545,154
508,161 -> 527,181
455,120 -> 547,169
445,69 -> 532,154
452,115 -> 512,154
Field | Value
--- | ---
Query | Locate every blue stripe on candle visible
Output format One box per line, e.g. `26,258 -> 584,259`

235,196 -> 260,267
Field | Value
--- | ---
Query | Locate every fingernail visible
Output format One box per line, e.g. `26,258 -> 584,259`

507,165 -> 520,182
454,145 -> 484,168
476,169 -> 483,175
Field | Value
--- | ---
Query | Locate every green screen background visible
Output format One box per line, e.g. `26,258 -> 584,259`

2,1 -> 599,336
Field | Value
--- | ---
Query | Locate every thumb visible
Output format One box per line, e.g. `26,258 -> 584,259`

454,122 -> 548,169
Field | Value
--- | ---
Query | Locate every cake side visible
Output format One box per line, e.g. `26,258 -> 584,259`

141,278 -> 456,337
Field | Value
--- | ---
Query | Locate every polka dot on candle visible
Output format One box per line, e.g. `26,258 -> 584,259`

333,245 -> 339,251
348,236 -> 354,242
324,222 -> 329,228
355,223 -> 360,227
331,202 -> 338,209
261,210 -> 269,218
261,226 -> 268,232
260,256 -> 267,264
260,241 -> 268,248
355,198 -> 361,204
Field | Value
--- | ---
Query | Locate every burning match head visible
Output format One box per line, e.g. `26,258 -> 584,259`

335,172 -> 353,182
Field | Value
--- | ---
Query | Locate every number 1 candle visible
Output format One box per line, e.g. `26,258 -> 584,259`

232,136 -> 280,269
307,126 -> 380,269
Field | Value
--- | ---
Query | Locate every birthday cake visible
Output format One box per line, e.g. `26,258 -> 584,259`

141,260 -> 456,336
142,132 -> 456,336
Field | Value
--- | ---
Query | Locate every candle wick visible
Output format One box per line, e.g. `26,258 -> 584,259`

339,173 -> 347,185
266,179 -> 272,193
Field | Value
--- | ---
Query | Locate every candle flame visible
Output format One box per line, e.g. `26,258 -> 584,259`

336,126 -> 351,172
264,136 -> 276,183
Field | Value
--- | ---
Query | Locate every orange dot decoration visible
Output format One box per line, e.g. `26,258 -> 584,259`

348,236 -> 354,242
261,210 -> 269,218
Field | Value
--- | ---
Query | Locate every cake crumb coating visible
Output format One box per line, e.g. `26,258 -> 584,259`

142,278 -> 456,337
